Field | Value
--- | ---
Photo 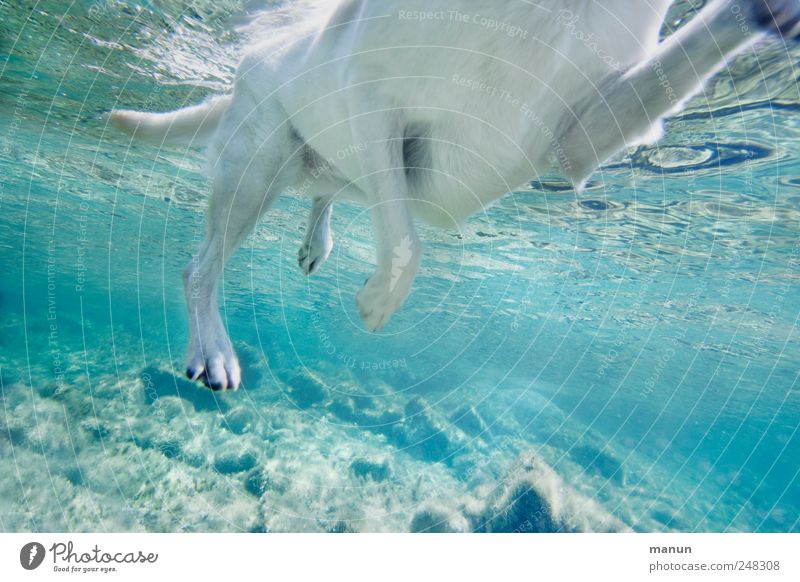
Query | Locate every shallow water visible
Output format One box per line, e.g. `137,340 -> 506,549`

1,0 -> 798,532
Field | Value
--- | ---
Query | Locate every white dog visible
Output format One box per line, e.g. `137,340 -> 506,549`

110,0 -> 799,390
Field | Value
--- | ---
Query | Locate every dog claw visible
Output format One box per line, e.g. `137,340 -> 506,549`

298,229 -> 333,276
185,348 -> 241,392
298,250 -> 322,276
186,366 -> 204,382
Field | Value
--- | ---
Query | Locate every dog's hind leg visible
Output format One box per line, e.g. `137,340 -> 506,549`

560,0 -> 800,188
298,196 -> 334,275
184,97 -> 300,390
349,113 -> 421,331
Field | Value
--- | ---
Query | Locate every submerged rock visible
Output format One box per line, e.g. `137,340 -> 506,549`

221,406 -> 258,435
326,521 -> 353,533
283,369 -> 330,409
0,416 -> 26,447
140,366 -> 229,413
329,394 -> 377,423
401,398 -> 454,463
244,467 -> 278,497
81,420 -> 110,441
571,444 -> 628,487
213,450 -> 258,475
480,453 -> 629,533
330,394 -> 402,432
157,439 -> 182,460
409,507 -> 470,533
652,508 -> 688,531
450,405 -> 489,439
350,458 -> 391,482
62,465 -> 84,487
331,396 -> 462,464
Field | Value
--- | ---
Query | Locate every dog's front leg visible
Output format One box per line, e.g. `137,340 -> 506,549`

352,121 -> 421,331
356,205 -> 421,331
184,96 -> 300,390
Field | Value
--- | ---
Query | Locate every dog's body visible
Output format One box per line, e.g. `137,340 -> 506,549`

111,0 -> 800,389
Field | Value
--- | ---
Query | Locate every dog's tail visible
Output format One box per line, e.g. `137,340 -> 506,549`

108,94 -> 232,146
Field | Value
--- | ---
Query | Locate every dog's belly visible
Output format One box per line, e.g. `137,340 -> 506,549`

290,98 -> 548,227
403,123 -> 549,228
261,0 -> 668,224
407,174 -> 522,229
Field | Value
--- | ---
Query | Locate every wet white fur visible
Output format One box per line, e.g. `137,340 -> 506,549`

111,0 -> 794,389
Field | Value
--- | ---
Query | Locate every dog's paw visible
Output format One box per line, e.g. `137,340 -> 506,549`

356,273 -> 413,331
185,335 -> 241,391
298,231 -> 333,276
753,0 -> 800,39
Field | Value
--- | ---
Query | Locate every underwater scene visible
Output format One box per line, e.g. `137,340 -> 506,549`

0,0 -> 798,533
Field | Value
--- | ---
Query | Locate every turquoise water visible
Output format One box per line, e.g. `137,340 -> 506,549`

1,0 -> 798,532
